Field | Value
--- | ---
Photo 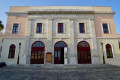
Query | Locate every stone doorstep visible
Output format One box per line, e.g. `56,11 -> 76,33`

4,64 -> 120,70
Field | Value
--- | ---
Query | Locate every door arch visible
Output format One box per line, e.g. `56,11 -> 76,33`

54,41 -> 67,64
77,41 -> 91,64
30,41 -> 45,64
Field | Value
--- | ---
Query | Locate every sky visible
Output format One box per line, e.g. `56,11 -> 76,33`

0,0 -> 120,34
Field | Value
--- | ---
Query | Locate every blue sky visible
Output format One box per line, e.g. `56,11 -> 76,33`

0,0 -> 120,34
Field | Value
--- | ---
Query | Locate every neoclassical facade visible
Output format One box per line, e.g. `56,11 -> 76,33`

0,6 -> 120,65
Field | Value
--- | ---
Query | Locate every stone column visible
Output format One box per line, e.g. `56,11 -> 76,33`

69,19 -> 77,64
89,18 -> 100,64
46,19 -> 53,64
23,19 -> 32,64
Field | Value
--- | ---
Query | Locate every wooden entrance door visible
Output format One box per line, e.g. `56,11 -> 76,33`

77,41 -> 91,64
54,47 -> 61,64
30,41 -> 45,64
54,47 -> 64,64
54,41 -> 67,64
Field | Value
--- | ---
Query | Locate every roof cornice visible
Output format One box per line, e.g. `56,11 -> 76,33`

28,11 -> 115,15
6,11 -> 115,15
6,12 -> 28,16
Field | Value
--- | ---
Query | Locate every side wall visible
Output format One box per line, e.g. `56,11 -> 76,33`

94,15 -> 117,38
4,16 -> 28,38
0,38 -> 25,64
97,38 -> 120,65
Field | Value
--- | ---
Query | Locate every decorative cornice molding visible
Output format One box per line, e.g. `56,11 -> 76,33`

52,37 -> 70,39
30,37 -> 47,39
96,37 -> 118,39
6,11 -> 115,16
74,37 -> 91,39
6,12 -> 28,16
28,11 -> 115,15
3,37 -> 25,39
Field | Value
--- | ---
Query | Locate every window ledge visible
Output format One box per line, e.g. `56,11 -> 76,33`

57,33 -> 65,34
107,57 -> 114,59
8,58 -> 14,59
12,33 -> 18,34
79,33 -> 87,34
36,33 -> 43,34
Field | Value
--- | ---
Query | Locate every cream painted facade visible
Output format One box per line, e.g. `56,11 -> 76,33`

0,6 -> 120,65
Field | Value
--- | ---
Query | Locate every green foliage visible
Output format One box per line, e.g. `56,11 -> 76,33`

0,20 -> 4,31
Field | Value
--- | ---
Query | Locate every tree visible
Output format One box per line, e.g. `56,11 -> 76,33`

0,20 -> 4,31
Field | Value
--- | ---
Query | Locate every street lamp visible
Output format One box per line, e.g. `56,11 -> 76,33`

101,42 -> 105,64
17,43 -> 21,64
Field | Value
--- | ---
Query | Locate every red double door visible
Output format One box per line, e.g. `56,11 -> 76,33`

77,46 -> 91,64
54,47 -> 64,64
31,47 -> 44,64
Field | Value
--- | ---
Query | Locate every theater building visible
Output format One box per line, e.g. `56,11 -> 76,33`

0,6 -> 120,65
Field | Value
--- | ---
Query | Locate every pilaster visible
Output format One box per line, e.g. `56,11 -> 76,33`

46,19 -> 53,64
47,19 -> 53,52
69,19 -> 77,64
23,19 -> 32,64
90,18 -> 100,64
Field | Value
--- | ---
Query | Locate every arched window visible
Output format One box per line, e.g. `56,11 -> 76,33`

8,44 -> 16,58
54,41 -> 67,47
77,41 -> 89,47
106,44 -> 113,58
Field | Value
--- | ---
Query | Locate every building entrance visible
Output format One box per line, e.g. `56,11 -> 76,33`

30,41 -> 45,64
54,41 -> 67,64
77,41 -> 91,64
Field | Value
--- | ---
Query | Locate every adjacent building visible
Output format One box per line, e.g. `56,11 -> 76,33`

0,6 -> 120,65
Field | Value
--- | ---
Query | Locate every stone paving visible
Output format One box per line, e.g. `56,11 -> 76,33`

0,64 -> 120,80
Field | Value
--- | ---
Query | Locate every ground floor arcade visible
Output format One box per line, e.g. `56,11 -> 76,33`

30,41 -> 91,64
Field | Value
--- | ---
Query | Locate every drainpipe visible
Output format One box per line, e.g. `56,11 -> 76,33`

17,43 -> 21,64
101,43 -> 105,64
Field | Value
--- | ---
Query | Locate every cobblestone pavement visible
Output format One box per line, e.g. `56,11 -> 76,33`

0,64 -> 120,80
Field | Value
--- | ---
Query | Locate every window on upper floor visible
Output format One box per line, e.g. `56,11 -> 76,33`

8,44 -> 16,59
36,23 -> 42,33
58,23 -> 63,33
12,24 -> 19,34
106,44 -> 113,58
79,23 -> 85,33
103,23 -> 109,33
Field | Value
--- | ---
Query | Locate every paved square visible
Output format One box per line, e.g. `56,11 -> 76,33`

0,64 -> 120,80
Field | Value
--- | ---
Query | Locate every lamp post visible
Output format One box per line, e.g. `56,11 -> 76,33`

118,42 -> 120,55
101,43 -> 105,64
17,43 -> 21,64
